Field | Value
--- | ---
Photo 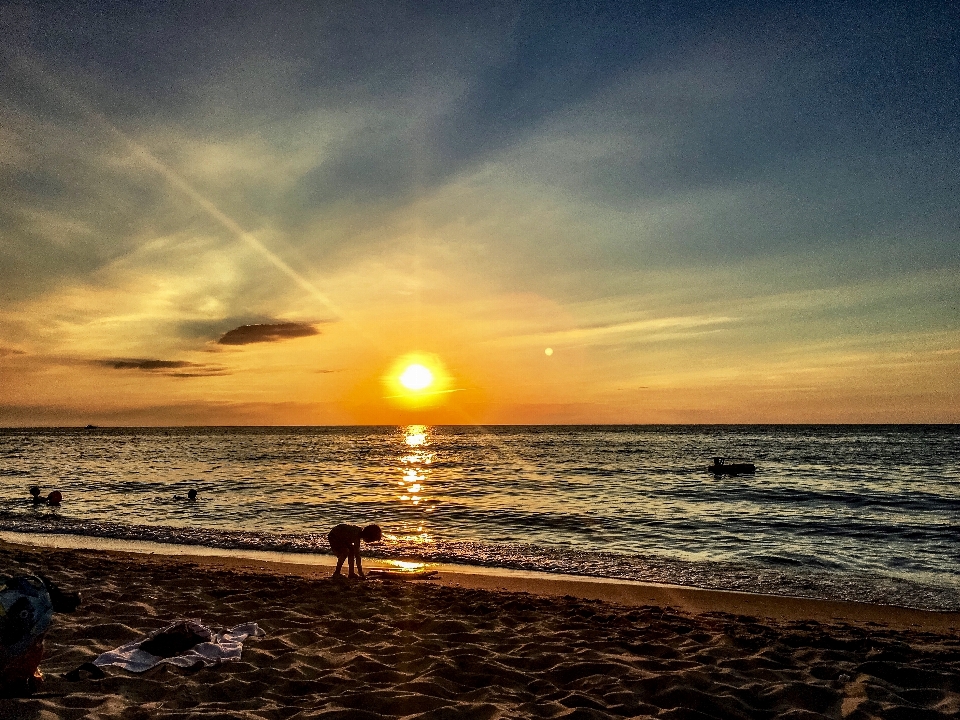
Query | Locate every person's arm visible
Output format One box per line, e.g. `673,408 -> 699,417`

355,540 -> 364,578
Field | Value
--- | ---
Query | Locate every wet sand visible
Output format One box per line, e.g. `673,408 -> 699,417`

1,540 -> 958,719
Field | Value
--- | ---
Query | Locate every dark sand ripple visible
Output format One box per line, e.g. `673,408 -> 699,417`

1,544 -> 958,719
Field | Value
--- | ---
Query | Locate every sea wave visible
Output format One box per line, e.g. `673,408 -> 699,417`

2,513 -> 956,612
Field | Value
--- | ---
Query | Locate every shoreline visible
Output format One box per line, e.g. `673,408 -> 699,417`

4,533 -> 957,633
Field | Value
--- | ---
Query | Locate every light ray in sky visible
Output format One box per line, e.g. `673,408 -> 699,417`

4,48 -> 344,320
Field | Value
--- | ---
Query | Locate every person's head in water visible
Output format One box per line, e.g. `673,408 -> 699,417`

187,489 -> 197,502
47,490 -> 62,506
360,524 -> 382,543
29,486 -> 43,503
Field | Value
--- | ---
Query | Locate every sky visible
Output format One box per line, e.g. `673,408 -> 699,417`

1,0 -> 958,425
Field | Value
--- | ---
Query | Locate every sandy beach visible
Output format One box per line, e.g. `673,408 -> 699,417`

2,540 -> 958,720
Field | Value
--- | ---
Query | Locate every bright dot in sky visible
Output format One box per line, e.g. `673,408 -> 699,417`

399,363 -> 434,391
544,348 -> 554,356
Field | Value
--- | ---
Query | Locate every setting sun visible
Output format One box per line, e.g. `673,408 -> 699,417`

399,364 -> 434,391
382,353 -> 452,410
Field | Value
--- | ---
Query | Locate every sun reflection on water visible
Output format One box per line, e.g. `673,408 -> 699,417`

389,425 -> 440,538
384,559 -> 428,572
405,431 -> 427,447
383,529 -> 433,543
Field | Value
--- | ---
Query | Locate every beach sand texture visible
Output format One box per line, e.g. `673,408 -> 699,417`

2,543 -> 958,720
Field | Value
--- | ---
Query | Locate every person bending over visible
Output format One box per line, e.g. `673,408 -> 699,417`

327,524 -> 382,579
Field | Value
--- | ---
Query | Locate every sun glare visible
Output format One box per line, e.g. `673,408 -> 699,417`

399,363 -> 434,391
383,353 -> 450,408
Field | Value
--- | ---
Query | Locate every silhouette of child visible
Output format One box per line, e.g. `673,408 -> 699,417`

187,489 -> 198,502
29,486 -> 43,504
327,524 -> 382,579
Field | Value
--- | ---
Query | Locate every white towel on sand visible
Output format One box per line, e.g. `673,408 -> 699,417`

93,620 -> 264,673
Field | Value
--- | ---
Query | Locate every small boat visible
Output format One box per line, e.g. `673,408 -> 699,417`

708,457 -> 756,475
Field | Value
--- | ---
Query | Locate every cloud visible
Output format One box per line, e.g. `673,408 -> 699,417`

0,347 -> 26,357
3,0 -> 957,313
0,399 -> 351,427
216,322 -> 319,346
98,358 -> 228,377
105,359 -> 194,370
493,314 -> 736,349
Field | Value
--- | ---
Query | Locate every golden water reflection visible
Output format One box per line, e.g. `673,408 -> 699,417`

405,430 -> 427,447
384,559 -> 428,572
383,528 -> 432,543
391,426 -> 438,541
397,425 -> 435,510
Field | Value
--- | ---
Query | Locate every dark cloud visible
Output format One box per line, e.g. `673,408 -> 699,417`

217,322 -> 319,346
0,347 -> 26,357
179,317 -> 324,343
98,359 -> 229,376
105,359 -> 191,370
166,371 -> 228,378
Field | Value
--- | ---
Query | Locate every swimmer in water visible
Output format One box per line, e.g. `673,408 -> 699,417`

187,489 -> 197,502
29,486 -> 43,504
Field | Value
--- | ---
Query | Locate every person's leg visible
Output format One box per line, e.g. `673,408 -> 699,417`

333,551 -> 347,576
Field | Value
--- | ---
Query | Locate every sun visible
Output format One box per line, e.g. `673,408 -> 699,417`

383,353 -> 450,408
399,364 -> 434,391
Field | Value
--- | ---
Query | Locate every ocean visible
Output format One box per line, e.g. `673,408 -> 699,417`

1,425 -> 957,610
